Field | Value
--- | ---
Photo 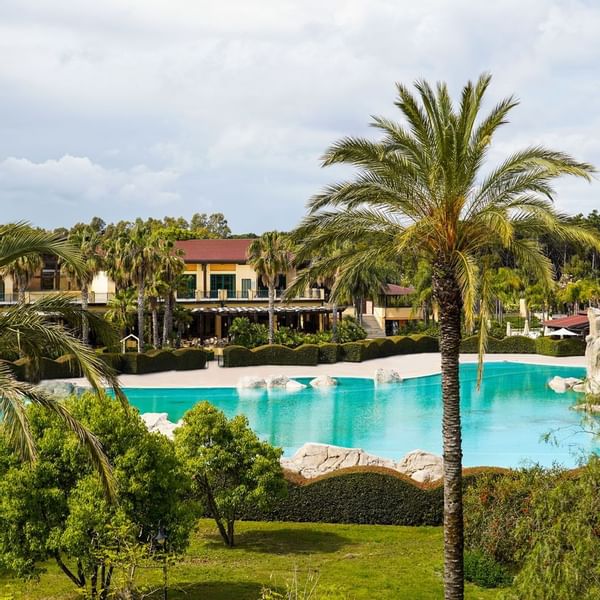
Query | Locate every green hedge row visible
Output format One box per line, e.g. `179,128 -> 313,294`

222,344 -> 320,368
460,335 -> 585,357
245,469 -> 496,526
7,348 -> 210,380
222,335 -> 440,367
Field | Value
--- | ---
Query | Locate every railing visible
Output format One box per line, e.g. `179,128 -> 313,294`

176,288 -> 326,302
0,291 -> 115,305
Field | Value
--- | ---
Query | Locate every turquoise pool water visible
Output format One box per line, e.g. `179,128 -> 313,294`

122,362 -> 600,468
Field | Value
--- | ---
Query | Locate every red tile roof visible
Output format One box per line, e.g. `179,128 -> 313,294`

174,239 -> 253,263
542,314 -> 589,329
383,284 -> 415,296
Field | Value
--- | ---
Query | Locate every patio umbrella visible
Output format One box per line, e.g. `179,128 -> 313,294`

549,327 -> 579,339
523,319 -> 530,336
506,321 -> 512,337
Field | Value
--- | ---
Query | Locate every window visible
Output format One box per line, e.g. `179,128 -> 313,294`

257,274 -> 286,298
210,274 -> 235,298
179,274 -> 197,299
241,278 -> 252,298
41,256 -> 59,290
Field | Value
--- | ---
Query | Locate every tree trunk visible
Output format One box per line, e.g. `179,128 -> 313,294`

17,275 -> 26,304
432,262 -> 464,600
137,278 -> 145,351
331,301 -> 338,342
268,284 -> 275,344
162,293 -> 171,346
81,284 -> 90,344
227,520 -> 235,547
150,298 -> 160,348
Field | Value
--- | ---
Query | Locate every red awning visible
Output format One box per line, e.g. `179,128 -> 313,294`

542,314 -> 589,329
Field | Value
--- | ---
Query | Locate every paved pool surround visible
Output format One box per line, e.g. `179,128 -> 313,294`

65,352 -> 585,389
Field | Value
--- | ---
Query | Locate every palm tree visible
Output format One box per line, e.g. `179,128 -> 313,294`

0,222 -> 127,501
247,232 -> 291,344
64,225 -> 103,344
2,253 -> 43,303
156,241 -> 185,347
291,74 -> 597,600
105,288 -> 137,338
112,223 -> 160,351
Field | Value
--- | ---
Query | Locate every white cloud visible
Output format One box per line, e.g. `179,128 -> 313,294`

0,0 -> 598,230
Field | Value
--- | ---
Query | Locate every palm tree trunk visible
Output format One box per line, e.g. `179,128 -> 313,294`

81,285 -> 90,344
17,275 -> 26,304
432,263 -> 464,600
161,295 -> 169,346
151,298 -> 160,348
137,278 -> 145,351
331,301 -> 338,342
268,284 -> 275,344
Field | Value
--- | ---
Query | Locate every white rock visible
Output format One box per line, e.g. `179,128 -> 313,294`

396,450 -> 444,483
548,376 -> 583,394
140,412 -> 181,440
572,403 -> 600,413
37,380 -> 75,397
285,379 -> 307,391
374,368 -> 402,384
266,375 -> 289,388
237,376 -> 267,389
573,383 -> 586,393
310,375 -> 338,388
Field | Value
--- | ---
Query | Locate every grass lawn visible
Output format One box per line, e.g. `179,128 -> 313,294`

1,520 -> 504,600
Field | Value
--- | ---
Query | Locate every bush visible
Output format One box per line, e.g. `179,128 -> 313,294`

535,336 -> 586,357
173,348 -> 209,370
464,550 -> 512,588
373,337 -> 396,358
460,335 -> 536,354
229,317 -> 268,348
339,342 -> 365,362
222,344 -> 319,367
336,316 -> 367,343
41,355 -> 82,379
97,352 -> 124,373
411,334 -> 439,352
391,336 -> 418,354
246,470 -> 444,526
318,343 -> 340,364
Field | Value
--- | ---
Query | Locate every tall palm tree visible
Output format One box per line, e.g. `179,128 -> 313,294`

291,74 -> 597,599
2,253 -> 43,303
64,225 -> 103,344
105,288 -> 137,338
112,223 -> 160,351
156,241 -> 185,347
247,232 -> 291,344
0,222 -> 127,501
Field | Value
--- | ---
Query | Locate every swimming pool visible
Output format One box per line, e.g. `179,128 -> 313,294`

122,362 -> 600,468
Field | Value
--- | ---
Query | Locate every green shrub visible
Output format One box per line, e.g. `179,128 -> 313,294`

361,340 -> 382,361
222,344 -> 319,367
41,355 -> 82,379
339,342 -> 365,362
391,336 -> 418,354
97,352 -> 123,373
411,335 -> 439,352
229,317 -> 268,348
222,345 -> 256,368
143,349 -> 178,372
252,344 -> 319,366
318,343 -> 340,364
461,335 -> 536,354
246,471 -> 444,526
373,337 -> 396,357
535,336 -> 585,357
464,550 -> 512,588
336,316 -> 367,343
173,348 -> 208,370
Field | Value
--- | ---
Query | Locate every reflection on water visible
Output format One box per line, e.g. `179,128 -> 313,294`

121,363 -> 599,468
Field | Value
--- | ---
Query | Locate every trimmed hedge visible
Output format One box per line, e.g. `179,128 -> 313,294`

246,471 -> 444,526
339,342 -> 365,362
222,344 -> 320,368
460,335 -> 585,357
173,348 -> 210,370
317,343 -> 340,364
534,336 -> 586,357
411,334 -> 439,352
41,355 -> 82,379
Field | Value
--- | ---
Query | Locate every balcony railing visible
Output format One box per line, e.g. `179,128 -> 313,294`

176,288 -> 326,302
0,291 -> 115,305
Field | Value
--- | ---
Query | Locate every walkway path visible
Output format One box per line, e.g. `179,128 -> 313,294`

66,352 -> 586,388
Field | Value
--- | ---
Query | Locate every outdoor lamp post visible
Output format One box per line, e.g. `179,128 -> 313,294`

152,527 -> 168,600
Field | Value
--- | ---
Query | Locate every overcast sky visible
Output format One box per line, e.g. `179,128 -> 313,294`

0,0 -> 599,233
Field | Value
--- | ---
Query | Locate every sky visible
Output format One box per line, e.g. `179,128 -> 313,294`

0,0 -> 599,234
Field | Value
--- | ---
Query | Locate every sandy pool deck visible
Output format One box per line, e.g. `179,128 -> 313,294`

65,352 -> 586,388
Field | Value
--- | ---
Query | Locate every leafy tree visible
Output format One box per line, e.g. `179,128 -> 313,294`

248,232 -> 292,344
229,316 -> 269,348
290,74 -> 597,599
0,223 -> 125,499
190,212 -> 232,237
501,458 -> 600,599
175,402 -> 286,547
0,393 -> 195,599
